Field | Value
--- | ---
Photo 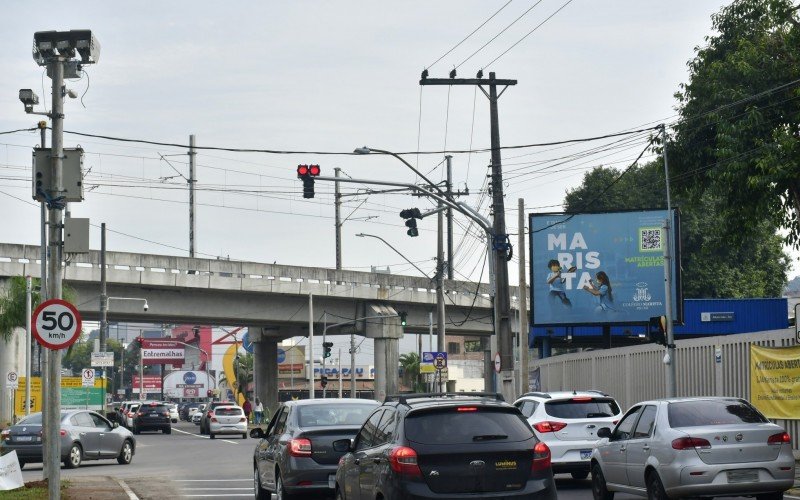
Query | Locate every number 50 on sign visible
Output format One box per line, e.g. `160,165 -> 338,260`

32,299 -> 83,350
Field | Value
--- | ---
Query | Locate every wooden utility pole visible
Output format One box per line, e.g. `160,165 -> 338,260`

420,72 -> 517,401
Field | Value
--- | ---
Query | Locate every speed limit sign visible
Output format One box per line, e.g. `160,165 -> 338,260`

32,298 -> 82,350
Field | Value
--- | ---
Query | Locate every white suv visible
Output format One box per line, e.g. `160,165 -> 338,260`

514,390 -> 623,479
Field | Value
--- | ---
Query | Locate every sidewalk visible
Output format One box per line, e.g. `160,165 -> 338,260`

788,460 -> 800,498
63,476 -> 137,499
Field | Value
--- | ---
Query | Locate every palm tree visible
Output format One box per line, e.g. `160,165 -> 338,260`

0,276 -> 43,341
399,352 -> 423,392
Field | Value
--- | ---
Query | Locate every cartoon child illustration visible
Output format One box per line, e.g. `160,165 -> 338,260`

546,259 -> 575,309
583,271 -> 615,312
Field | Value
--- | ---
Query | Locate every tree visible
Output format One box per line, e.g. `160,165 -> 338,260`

0,277 -> 43,342
672,0 -> 800,247
564,162 -> 788,298
399,352 -> 423,392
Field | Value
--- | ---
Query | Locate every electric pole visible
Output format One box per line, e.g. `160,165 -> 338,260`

100,223 -> 108,411
189,134 -> 197,258
421,71 -> 517,401
335,168 -> 342,271
661,124 -> 677,397
446,156 -> 454,280
518,199 -> 530,394
436,203 -> 446,392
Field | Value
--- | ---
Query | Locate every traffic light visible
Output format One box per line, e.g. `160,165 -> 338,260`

320,375 -> 329,388
398,311 -> 407,326
322,341 -> 333,358
297,164 -> 321,199
648,316 -> 667,345
399,208 -> 422,237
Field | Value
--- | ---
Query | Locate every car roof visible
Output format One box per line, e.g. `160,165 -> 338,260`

631,396 -> 744,406
382,392 -> 512,411
284,398 -> 381,407
515,390 -> 614,401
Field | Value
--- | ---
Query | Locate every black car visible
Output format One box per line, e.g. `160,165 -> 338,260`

132,401 -> 172,434
180,402 -> 202,421
252,398 -> 380,500
333,392 -> 558,500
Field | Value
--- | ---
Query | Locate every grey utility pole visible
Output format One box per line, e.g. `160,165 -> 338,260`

445,156 -> 454,280
308,294 -> 314,399
421,72 -> 517,401
517,199 -> 530,395
661,124 -> 677,397
350,330 -> 356,398
436,204 -> 446,392
100,223 -> 108,409
334,168 -> 342,270
189,134 -> 197,258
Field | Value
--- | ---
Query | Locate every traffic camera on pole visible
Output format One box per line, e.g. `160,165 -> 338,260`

399,208 -> 422,237
323,341 -> 333,359
297,164 -> 321,198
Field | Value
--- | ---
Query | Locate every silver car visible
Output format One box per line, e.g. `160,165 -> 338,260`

209,405 -> 248,439
591,397 -> 795,500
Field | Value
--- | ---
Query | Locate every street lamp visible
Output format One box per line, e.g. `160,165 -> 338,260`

107,296 -> 149,311
353,146 -> 447,198
355,233 -> 431,278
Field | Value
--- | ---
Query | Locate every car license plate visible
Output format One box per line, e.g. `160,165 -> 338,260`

580,450 -> 592,460
16,436 -> 33,442
328,474 -> 335,489
727,469 -> 758,483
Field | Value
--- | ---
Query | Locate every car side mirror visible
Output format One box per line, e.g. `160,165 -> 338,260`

597,427 -> 611,439
249,428 -> 265,439
113,422 -> 119,429
332,438 -> 353,453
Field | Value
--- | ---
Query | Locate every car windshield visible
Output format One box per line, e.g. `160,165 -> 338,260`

545,397 -> 620,419
216,407 -> 242,416
668,400 -> 768,427
297,403 -> 378,427
405,408 -> 533,444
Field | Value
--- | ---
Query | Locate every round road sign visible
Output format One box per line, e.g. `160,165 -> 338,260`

494,352 -> 502,374
32,298 -> 82,350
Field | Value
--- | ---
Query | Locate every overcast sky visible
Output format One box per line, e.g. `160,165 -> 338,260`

6,0 -> 791,295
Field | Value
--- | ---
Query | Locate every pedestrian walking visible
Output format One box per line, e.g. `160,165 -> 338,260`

254,398 -> 264,425
242,398 -> 252,423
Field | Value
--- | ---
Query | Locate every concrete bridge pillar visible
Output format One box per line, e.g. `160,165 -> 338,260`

249,328 -> 280,418
365,304 -> 402,402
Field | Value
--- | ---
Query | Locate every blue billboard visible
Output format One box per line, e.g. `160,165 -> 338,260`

530,209 -> 681,326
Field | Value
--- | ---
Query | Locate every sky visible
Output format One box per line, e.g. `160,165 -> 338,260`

12,1 -> 790,365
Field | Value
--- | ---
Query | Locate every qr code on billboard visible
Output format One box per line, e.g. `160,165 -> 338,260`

639,227 -> 663,252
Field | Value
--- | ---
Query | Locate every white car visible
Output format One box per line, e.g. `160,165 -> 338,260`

514,390 -> 623,479
208,405 -> 247,439
191,406 -> 205,425
163,403 -> 179,423
125,403 -> 141,428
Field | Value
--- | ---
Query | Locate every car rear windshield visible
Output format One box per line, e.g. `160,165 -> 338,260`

297,403 -> 377,427
140,404 -> 168,412
545,397 -> 620,419
668,400 -> 768,427
216,407 -> 243,416
405,407 -> 533,444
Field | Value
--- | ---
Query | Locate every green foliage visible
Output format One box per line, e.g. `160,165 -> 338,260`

399,352 -> 423,392
62,337 -> 137,379
672,0 -> 800,247
565,162 -> 788,298
0,276 -> 77,342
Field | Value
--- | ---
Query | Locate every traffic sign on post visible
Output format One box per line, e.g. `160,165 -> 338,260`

91,352 -> 114,367
494,352 -> 502,374
81,369 -> 95,387
6,371 -> 19,389
32,299 -> 82,350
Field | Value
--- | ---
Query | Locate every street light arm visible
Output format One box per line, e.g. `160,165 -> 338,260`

354,147 -> 448,199
356,233 -> 431,279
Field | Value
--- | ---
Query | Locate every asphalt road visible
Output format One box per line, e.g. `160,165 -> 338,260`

17,422 -> 775,499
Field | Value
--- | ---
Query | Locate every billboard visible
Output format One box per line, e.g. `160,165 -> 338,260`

530,209 -> 681,326
750,345 -> 800,419
141,338 -> 185,366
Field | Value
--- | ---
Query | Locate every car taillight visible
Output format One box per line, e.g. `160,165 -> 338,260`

289,438 -> 312,457
138,412 -> 145,416
163,412 -> 169,417
389,446 -> 421,476
239,417 -> 247,423
457,407 -> 478,412
572,397 -> 592,402
768,432 -> 791,445
532,442 -> 551,472
1,430 -> 9,441
533,421 -> 567,433
59,429 -> 67,437
671,437 -> 711,450
210,417 -> 218,423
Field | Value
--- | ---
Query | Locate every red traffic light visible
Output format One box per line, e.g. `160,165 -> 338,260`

297,164 -> 309,176
297,164 -> 321,177
308,164 -> 320,176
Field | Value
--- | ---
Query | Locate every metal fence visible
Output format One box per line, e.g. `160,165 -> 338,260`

530,328 -> 800,453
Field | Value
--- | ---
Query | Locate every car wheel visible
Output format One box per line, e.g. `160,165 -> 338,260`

117,440 -> 133,465
254,467 -> 270,500
64,443 -> 83,469
276,471 -> 296,500
210,432 -> 215,439
645,471 -> 668,500
591,463 -> 614,500
571,471 -> 590,480
756,494 -> 784,500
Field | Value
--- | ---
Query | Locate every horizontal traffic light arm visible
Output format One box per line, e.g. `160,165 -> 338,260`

313,175 -> 491,233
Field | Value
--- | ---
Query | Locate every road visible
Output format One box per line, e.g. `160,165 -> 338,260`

18,421 -> 768,499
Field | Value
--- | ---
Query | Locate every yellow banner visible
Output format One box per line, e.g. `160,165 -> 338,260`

750,345 -> 800,419
13,376 -> 105,415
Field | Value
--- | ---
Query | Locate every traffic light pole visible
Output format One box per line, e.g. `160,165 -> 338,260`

436,204 -> 446,392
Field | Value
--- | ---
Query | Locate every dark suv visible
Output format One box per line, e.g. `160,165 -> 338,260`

132,402 -> 171,434
333,392 -> 557,500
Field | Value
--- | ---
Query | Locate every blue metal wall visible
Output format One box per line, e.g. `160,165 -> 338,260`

530,298 -> 789,346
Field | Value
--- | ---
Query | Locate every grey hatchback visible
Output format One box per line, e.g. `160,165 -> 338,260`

251,398 -> 380,500
0,410 -> 135,469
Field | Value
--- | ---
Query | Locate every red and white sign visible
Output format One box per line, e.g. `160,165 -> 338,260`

183,387 -> 198,398
32,299 -> 82,350
140,339 -> 185,366
131,375 -> 162,389
494,352 -> 502,374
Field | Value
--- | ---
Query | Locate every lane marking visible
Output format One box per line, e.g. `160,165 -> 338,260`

172,428 -> 209,439
182,495 -> 253,498
181,487 -> 254,491
175,479 -> 251,482
116,479 -> 140,500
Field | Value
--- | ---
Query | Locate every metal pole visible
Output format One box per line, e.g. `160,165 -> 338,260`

334,168 -> 342,271
308,294 -> 314,399
446,155 -> 454,280
436,205 -> 446,392
25,276 -> 31,416
517,199 -> 530,394
139,342 -> 144,400
45,56 -> 65,500
428,312 -> 433,392
661,124 -> 677,397
322,313 -> 327,399
189,134 -> 196,258
100,223 -> 108,411
488,72 -> 515,401
338,349 -> 343,399
349,330 -> 356,398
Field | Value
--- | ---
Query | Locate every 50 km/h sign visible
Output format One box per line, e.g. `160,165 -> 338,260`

32,299 -> 82,350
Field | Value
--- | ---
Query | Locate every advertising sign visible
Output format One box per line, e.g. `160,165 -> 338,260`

420,352 -> 447,374
132,375 -> 163,389
750,345 -> 800,419
161,370 -> 215,399
530,209 -> 681,326
14,376 -> 105,413
140,338 -> 185,366
91,352 -> 114,367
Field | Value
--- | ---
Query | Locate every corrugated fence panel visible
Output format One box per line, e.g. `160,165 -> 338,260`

531,328 -> 800,453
